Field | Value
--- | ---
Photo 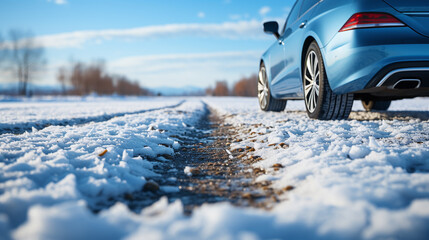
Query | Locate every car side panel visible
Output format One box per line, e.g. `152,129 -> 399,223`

307,0 -> 357,48
267,40 -> 286,84
271,1 -> 319,99
270,24 -> 305,98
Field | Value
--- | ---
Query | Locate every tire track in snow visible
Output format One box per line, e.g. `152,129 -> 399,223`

0,100 -> 186,135
121,102 -> 280,213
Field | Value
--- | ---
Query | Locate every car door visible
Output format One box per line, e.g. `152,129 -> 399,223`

272,0 -> 321,98
269,0 -> 302,98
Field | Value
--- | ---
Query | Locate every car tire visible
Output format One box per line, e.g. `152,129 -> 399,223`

258,62 -> 287,112
303,42 -> 353,120
361,100 -> 391,111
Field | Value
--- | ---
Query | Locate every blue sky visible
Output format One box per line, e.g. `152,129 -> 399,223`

0,0 -> 295,89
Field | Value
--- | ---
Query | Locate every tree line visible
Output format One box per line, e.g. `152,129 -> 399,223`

0,30 -> 259,97
206,74 -> 258,97
57,61 -> 151,96
0,30 -> 150,96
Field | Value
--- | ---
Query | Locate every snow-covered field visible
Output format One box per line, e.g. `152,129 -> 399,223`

0,96 -> 183,134
0,96 -> 428,240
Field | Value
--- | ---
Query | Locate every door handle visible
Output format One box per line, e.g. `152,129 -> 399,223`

299,21 -> 307,28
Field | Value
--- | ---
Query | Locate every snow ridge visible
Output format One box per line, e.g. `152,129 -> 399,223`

0,99 -> 185,135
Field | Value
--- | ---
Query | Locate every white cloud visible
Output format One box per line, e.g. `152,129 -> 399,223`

259,6 -> 271,17
283,7 -> 292,18
110,51 -> 261,67
197,12 -> 205,18
47,0 -> 68,5
229,14 -> 241,20
1,20 -> 265,49
109,51 -> 262,88
229,13 -> 250,21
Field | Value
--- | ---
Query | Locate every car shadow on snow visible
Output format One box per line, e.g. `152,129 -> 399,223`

349,111 -> 429,121
283,110 -> 429,121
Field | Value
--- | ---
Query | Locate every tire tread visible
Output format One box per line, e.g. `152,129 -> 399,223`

266,97 -> 287,112
305,42 -> 353,120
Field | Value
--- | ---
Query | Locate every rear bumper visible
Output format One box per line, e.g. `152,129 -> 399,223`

322,26 -> 429,98
365,62 -> 429,88
354,62 -> 429,100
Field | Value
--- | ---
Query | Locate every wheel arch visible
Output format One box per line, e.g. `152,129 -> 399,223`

300,35 -> 331,87
301,36 -> 317,81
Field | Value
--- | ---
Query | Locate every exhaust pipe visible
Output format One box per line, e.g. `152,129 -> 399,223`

392,79 -> 421,89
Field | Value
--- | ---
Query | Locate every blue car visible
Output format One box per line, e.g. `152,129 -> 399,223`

259,0 -> 429,119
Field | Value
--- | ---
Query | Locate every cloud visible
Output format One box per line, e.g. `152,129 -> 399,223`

283,7 -> 292,18
47,0 -> 68,5
229,13 -> 250,21
111,51 -> 261,67
109,51 -> 262,87
259,6 -> 271,16
197,12 -> 205,18
1,20 -> 265,49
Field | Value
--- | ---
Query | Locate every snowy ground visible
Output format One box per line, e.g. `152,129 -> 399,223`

0,96 -> 428,240
0,96 -> 183,134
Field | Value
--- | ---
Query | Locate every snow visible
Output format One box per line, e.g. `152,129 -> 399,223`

1,96 -> 429,239
0,96 -> 183,134
0,97 -> 205,238
184,166 -> 194,177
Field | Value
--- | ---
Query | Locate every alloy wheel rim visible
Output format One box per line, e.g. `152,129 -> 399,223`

258,67 -> 269,109
304,51 -> 320,113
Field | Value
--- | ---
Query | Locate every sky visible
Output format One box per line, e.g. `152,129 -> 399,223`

0,0 -> 295,89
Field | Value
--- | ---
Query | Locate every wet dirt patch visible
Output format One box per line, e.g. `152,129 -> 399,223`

115,104 -> 288,214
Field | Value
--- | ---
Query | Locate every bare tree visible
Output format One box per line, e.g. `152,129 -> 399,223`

233,74 -> 258,97
116,76 -> 135,95
0,33 -> 4,62
66,61 -> 150,96
115,76 -> 149,95
57,66 -> 67,95
9,30 -> 45,96
69,62 -> 84,95
0,32 -> 7,70
205,86 -> 213,96
213,81 -> 230,96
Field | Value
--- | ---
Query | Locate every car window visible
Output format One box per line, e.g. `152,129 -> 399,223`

299,0 -> 319,17
281,0 -> 302,34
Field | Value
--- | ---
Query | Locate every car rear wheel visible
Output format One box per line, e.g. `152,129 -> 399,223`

303,42 -> 354,120
258,63 -> 287,112
361,100 -> 391,111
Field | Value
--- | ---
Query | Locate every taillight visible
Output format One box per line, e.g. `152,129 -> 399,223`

339,13 -> 405,32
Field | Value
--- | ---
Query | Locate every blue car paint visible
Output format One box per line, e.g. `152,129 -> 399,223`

324,27 -> 429,93
383,0 -> 429,13
261,0 -> 429,98
266,0 -> 320,99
